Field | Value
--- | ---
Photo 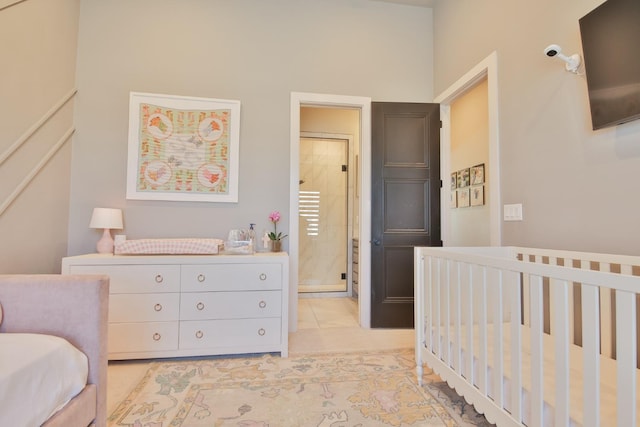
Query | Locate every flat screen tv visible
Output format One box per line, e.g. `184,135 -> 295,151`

579,0 -> 640,130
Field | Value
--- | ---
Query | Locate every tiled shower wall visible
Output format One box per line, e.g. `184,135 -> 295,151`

298,137 -> 347,292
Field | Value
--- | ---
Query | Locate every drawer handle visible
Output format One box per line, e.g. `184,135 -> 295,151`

153,333 -> 161,341
259,300 -> 267,309
258,328 -> 266,336
196,302 -> 205,311
154,303 -> 162,312
195,330 -> 204,339
197,274 -> 206,282
259,273 -> 267,281
155,274 -> 163,283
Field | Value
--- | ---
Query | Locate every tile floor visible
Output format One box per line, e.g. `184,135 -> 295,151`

106,297 -> 415,415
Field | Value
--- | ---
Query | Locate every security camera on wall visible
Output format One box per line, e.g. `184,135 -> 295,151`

544,44 -> 581,73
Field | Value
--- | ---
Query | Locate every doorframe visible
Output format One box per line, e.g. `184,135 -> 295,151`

435,51 -> 502,246
290,92 -> 372,332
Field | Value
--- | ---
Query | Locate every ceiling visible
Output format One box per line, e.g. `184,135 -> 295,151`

370,0 -> 435,7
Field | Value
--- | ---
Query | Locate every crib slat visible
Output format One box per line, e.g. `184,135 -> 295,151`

582,284 -> 600,427
434,258 -> 441,358
444,260 -> 452,366
478,266 -> 489,395
530,274 -> 545,427
453,261 -> 462,374
465,263 -> 474,386
552,278 -> 571,426
507,269 -> 523,423
492,268 -> 505,409
599,262 -> 613,358
615,289 -> 637,427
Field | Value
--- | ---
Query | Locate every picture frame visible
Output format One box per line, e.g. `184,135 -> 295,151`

471,185 -> 485,206
457,168 -> 470,188
457,188 -> 470,207
470,163 -> 485,185
450,191 -> 457,208
450,172 -> 457,191
126,92 -> 241,202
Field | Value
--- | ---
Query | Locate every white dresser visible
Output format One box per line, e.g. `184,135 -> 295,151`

61,253 -> 288,360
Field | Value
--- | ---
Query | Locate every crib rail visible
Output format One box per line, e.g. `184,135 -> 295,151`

414,246 -> 639,427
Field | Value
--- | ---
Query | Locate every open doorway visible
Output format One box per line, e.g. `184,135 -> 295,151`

289,93 -> 372,332
436,51 -> 501,246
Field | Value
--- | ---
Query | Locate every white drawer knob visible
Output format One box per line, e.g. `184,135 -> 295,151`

154,303 -> 162,311
259,300 -> 266,308
258,328 -> 266,336
197,274 -> 206,282
155,274 -> 163,283
153,333 -> 161,341
259,273 -> 267,281
196,302 -> 205,311
195,330 -> 204,339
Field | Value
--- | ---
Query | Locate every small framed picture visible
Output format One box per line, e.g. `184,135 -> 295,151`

470,163 -> 485,185
471,185 -> 485,206
457,188 -> 470,207
450,191 -> 457,208
457,168 -> 470,188
450,172 -> 457,191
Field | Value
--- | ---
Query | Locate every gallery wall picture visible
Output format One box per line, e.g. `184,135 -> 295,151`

126,92 -> 241,202
471,163 -> 485,185
451,172 -> 457,191
457,188 -> 470,207
457,168 -> 470,188
471,185 -> 485,206
450,191 -> 457,208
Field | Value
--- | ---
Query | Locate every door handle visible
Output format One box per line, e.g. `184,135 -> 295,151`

372,239 -> 381,246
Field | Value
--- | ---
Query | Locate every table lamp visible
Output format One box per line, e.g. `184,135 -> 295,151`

89,208 -> 123,254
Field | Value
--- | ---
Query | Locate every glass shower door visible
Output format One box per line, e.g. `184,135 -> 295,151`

298,137 -> 348,294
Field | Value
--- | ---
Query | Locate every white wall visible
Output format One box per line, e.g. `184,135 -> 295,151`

434,0 -> 640,255
68,0 -> 434,255
0,0 -> 80,273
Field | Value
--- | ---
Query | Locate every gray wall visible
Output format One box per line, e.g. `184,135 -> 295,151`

434,0 -> 640,255
0,0 -> 80,273
68,0 -> 434,255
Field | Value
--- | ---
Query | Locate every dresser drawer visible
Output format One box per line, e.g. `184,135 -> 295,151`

181,263 -> 281,291
110,293 -> 180,322
108,321 -> 179,354
180,291 -> 281,320
68,264 -> 180,293
179,318 -> 281,349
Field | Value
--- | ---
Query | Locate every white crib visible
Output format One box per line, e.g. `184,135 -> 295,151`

414,246 -> 639,427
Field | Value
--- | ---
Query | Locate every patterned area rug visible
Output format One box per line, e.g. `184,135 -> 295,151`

108,349 -> 492,426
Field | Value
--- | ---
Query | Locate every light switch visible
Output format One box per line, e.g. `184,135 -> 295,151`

504,203 -> 523,221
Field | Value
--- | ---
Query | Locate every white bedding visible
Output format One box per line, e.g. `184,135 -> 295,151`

0,333 -> 88,427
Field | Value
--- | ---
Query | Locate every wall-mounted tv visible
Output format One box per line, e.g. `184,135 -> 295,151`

579,0 -> 640,130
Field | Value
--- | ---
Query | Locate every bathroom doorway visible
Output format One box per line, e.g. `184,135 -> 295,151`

298,107 -> 359,298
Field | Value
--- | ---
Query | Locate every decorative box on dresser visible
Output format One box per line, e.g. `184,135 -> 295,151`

61,253 -> 289,360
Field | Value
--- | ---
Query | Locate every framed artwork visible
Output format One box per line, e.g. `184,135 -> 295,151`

450,191 -> 457,208
457,168 -> 470,188
450,172 -> 457,191
457,188 -> 470,207
471,185 -> 485,206
471,163 -> 485,185
126,92 -> 241,202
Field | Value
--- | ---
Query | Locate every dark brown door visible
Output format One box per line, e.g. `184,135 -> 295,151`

371,102 -> 441,328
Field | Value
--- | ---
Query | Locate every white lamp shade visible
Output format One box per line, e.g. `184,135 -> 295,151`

89,208 -> 123,230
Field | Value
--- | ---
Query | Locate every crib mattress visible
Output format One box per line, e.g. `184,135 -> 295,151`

426,323 -> 640,427
0,333 -> 88,427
